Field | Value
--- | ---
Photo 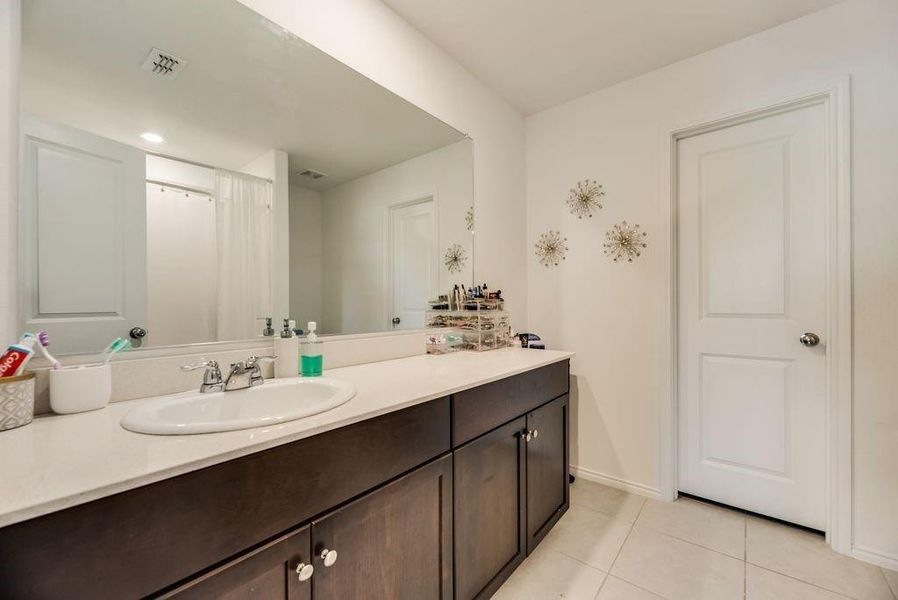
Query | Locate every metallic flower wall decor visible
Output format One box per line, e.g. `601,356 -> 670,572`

604,221 -> 647,262
444,243 -> 467,273
535,230 -> 569,267
465,206 -> 474,233
567,179 -> 604,219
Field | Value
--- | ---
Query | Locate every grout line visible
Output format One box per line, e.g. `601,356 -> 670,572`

751,564 -> 857,600
605,496 -> 645,576
744,519 -> 748,600
634,520 -> 745,562
879,566 -> 898,600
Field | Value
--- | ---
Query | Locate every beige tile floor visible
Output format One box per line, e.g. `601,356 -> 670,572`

494,479 -> 898,600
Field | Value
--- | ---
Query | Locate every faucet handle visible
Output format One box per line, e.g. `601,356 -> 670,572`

181,359 -> 220,372
246,355 -> 277,368
181,360 -> 224,393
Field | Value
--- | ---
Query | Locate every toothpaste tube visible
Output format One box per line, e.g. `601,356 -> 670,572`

0,343 -> 35,378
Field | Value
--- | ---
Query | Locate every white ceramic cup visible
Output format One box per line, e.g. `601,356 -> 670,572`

49,364 -> 112,414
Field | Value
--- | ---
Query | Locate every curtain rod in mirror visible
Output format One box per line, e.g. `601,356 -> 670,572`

146,151 -> 273,184
146,179 -> 214,197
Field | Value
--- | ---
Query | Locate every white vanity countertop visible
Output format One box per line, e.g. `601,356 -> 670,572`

0,348 -> 572,528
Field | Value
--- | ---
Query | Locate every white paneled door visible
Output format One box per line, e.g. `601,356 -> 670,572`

389,198 -> 438,330
677,103 -> 828,530
19,117 -> 147,354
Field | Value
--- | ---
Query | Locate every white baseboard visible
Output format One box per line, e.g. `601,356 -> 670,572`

852,545 -> 898,572
570,465 -> 663,500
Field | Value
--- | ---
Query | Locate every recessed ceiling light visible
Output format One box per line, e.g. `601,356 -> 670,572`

140,132 -> 164,144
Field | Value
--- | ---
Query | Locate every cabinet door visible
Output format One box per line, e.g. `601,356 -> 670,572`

454,417 -> 527,600
526,395 -> 570,552
158,526 -> 311,600
310,454 -> 453,600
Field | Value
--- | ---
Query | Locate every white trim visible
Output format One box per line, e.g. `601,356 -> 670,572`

659,80 -> 853,553
570,465 -> 663,500
851,545 -> 898,572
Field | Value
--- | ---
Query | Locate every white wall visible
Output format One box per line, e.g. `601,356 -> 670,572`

321,140 -> 474,334
526,0 -> 898,565
235,0 -> 527,329
240,149 -> 290,325
0,1 -> 20,347
288,185 -> 323,330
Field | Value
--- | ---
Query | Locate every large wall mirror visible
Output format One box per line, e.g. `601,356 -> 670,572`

19,0 -> 474,355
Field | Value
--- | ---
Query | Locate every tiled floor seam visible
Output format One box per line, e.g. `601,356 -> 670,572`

745,560 -> 864,600
595,498 -> 648,599
569,500 -> 644,524
631,521 -> 745,562
743,519 -> 748,600
879,567 -> 898,600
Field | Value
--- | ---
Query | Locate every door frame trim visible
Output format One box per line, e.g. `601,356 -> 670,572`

658,79 -> 852,554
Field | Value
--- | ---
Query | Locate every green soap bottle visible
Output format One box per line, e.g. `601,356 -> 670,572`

300,321 -> 323,377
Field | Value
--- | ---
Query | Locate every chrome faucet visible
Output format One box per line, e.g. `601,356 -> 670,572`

223,355 -> 276,391
180,355 -> 276,393
180,360 -> 224,393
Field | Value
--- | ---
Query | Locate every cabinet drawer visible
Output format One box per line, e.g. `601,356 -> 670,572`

452,360 -> 569,446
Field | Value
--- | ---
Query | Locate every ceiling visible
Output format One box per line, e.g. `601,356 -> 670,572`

382,0 -> 844,115
20,0 -> 464,190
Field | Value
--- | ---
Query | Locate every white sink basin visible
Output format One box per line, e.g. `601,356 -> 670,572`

121,377 -> 356,435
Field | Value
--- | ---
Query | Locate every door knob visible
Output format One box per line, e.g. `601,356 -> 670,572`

799,332 -> 820,347
320,548 -> 338,567
295,562 -> 314,582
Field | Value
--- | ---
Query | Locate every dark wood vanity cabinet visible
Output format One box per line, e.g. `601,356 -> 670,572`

161,454 -> 453,600
525,394 -> 570,551
454,417 -> 528,600
311,454 -> 453,600
160,526 -> 313,600
0,359 -> 570,600
452,361 -> 571,600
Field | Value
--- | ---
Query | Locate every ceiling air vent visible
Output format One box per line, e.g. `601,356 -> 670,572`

141,47 -> 187,79
297,169 -> 327,181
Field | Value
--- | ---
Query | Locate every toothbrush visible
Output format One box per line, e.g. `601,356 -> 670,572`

102,337 -> 131,364
35,331 -> 61,369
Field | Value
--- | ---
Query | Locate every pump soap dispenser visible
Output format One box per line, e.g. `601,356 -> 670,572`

301,321 -> 323,377
275,319 -> 299,378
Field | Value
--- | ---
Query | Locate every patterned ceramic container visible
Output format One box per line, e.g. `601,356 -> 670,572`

0,372 -> 35,431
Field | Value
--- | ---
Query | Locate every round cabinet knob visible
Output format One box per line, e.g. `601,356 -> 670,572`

129,326 -> 147,339
799,332 -> 821,347
523,430 -> 532,442
320,548 -> 338,567
532,429 -> 539,439
295,562 -> 314,582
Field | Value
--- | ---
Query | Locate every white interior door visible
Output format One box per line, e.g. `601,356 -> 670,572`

389,198 -> 437,329
677,103 -> 828,530
19,117 -> 147,354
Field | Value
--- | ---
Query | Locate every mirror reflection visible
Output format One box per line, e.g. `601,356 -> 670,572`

19,0 -> 474,355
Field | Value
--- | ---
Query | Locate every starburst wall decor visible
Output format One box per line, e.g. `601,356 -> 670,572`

444,243 -> 467,273
535,230 -> 568,267
567,179 -> 604,219
604,221 -> 647,262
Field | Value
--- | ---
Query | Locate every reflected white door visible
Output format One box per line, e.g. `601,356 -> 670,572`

677,103 -> 827,529
19,117 -> 147,354
389,198 -> 437,329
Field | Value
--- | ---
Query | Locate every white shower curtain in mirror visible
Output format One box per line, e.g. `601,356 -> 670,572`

215,170 -> 273,341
